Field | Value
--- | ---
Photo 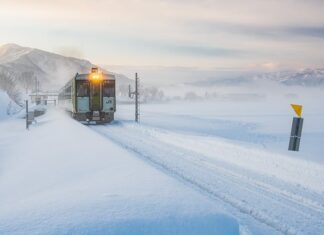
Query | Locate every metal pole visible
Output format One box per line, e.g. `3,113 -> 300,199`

35,77 -> 37,95
35,77 -> 39,104
26,100 -> 29,130
288,117 -> 303,151
135,73 -> 139,122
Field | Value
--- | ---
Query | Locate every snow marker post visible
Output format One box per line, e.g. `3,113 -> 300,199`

288,104 -> 303,151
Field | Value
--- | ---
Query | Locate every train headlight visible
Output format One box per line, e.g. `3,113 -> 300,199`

88,67 -> 103,82
89,73 -> 103,81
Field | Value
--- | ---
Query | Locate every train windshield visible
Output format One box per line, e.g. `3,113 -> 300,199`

103,81 -> 115,97
77,81 -> 89,97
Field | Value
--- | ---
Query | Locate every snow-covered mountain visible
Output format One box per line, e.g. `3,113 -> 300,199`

0,43 -> 93,88
0,43 -> 131,102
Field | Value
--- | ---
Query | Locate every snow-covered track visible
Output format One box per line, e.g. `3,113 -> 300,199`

91,122 -> 324,235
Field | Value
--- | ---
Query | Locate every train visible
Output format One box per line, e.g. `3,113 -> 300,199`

58,67 -> 116,124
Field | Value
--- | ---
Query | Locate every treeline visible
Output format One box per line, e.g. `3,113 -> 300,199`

0,70 -> 37,105
0,70 -> 21,104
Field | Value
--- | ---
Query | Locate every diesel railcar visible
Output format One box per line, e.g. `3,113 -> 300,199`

58,68 -> 116,124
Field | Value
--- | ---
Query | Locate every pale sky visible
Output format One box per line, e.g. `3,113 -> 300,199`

0,0 -> 324,69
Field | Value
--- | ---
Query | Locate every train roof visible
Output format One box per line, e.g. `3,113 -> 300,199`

75,73 -> 116,80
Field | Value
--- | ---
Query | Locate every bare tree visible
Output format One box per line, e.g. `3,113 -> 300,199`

21,71 -> 35,94
184,91 -> 201,101
142,87 -> 165,103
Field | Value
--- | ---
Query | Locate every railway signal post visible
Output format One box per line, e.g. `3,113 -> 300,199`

129,73 -> 140,122
288,104 -> 304,151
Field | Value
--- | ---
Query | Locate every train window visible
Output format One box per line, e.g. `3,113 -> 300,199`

77,81 -> 89,97
103,81 -> 115,97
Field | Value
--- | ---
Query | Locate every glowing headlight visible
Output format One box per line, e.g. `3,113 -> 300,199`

88,67 -> 102,81
89,73 -> 103,81
92,74 -> 100,79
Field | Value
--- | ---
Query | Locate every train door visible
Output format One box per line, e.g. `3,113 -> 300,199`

102,80 -> 115,112
90,82 -> 101,111
76,81 -> 90,112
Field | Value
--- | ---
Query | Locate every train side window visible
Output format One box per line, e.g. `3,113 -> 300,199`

103,81 -> 115,97
77,81 -> 89,97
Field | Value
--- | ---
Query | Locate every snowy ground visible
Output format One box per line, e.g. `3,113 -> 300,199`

0,96 -> 323,235
0,110 -> 243,235
92,100 -> 324,235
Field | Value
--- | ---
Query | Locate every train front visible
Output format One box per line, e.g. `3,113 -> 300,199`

74,68 -> 116,124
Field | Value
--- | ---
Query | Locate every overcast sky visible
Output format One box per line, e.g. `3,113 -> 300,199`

0,0 -> 324,70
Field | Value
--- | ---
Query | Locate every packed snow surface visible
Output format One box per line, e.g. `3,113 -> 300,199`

0,110 -> 241,235
91,100 -> 324,235
0,96 -> 323,235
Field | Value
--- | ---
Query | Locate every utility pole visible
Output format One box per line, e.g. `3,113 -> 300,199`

35,77 -> 38,95
26,100 -> 29,130
35,77 -> 41,105
129,73 -> 140,122
135,73 -> 139,122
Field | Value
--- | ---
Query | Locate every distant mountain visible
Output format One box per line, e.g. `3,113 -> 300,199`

189,68 -> 324,87
0,43 -> 132,102
253,69 -> 324,86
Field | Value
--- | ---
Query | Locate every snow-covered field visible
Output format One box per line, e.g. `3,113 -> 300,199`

94,99 -> 324,235
0,95 -> 323,234
0,110 -> 242,235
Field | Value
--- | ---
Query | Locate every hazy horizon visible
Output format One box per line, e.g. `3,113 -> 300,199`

1,0 -> 324,70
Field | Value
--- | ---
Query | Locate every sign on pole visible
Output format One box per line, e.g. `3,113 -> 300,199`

291,104 -> 302,117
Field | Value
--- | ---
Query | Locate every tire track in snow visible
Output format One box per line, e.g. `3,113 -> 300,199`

90,123 -> 324,235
